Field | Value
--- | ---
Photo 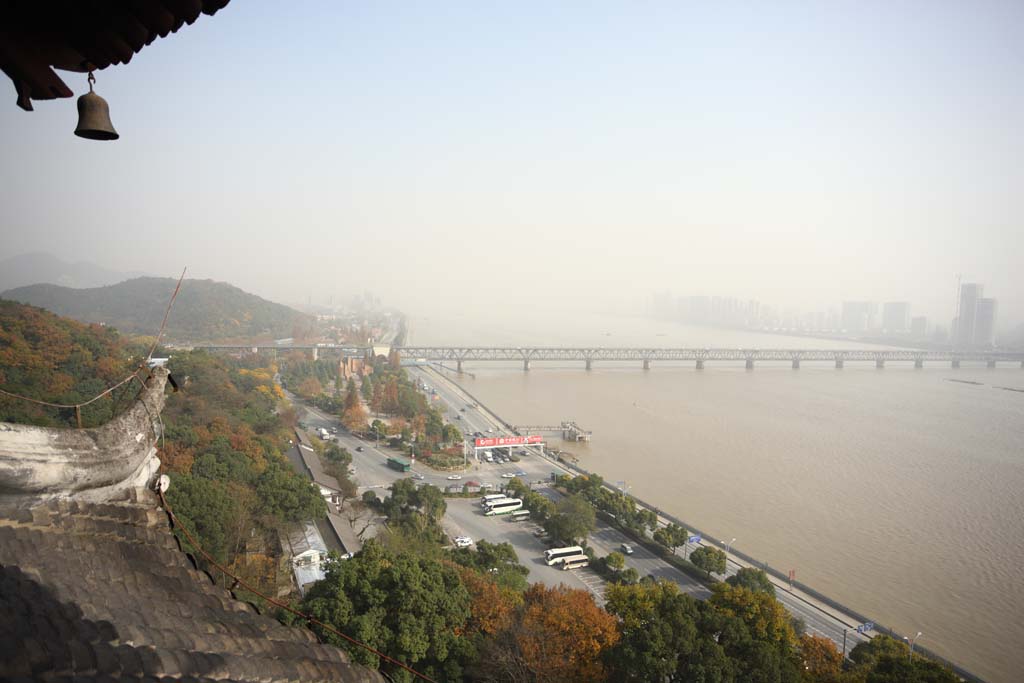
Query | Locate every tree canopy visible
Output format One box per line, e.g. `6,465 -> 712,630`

301,540 -> 475,683
543,493 -> 597,545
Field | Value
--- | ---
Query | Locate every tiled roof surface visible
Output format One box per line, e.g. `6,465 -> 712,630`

0,486 -> 386,682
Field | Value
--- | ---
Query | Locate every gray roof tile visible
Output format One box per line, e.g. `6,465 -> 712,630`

0,490 -> 386,682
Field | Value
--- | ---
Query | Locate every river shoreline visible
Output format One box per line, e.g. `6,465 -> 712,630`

414,363 -> 986,683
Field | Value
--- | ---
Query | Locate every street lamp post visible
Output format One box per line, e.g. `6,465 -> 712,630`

903,632 -> 922,661
722,537 -> 735,554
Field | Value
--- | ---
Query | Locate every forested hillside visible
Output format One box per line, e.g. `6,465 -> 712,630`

0,299 -> 142,427
160,351 -> 326,595
2,277 -> 314,343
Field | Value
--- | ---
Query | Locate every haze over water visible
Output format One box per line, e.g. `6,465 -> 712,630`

411,311 -> 1024,682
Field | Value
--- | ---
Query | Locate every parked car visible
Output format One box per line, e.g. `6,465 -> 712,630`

501,473 -> 516,479
620,543 -> 634,555
356,446 -> 364,452
454,536 -> 473,548
514,470 -> 527,477
447,474 -> 463,481
412,473 -> 425,480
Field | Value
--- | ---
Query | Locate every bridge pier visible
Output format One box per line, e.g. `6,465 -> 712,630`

952,359 -> 960,369
585,359 -> 592,371
745,359 -> 754,370
875,359 -> 885,369
251,346 -> 258,355
835,359 -> 844,369
791,359 -> 800,369
642,359 -> 650,370
696,359 -> 704,370
457,359 -> 463,374
914,359 -> 924,369
987,360 -> 996,368
311,347 -> 318,361
523,359 -> 530,372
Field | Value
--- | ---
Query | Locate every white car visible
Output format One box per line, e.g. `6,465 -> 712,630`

454,536 -> 473,548
447,474 -> 463,481
501,473 -> 516,479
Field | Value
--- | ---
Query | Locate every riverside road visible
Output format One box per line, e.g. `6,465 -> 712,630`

287,367 -> 872,655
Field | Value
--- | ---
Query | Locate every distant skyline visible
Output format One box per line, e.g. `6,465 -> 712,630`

2,1 -> 1022,328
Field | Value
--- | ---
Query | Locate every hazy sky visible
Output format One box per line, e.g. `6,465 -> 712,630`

2,1 -> 1022,327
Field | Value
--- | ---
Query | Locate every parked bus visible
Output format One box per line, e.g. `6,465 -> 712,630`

484,498 -> 523,516
560,554 -> 590,570
480,494 -> 507,506
508,510 -> 530,522
544,545 -> 585,566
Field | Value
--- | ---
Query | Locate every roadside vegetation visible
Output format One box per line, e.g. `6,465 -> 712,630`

279,352 -> 463,462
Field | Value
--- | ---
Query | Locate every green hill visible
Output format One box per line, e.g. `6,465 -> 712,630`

1,277 -> 314,344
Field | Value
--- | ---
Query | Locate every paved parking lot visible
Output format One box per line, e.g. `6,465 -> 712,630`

443,498 -> 600,592
573,566 -> 608,606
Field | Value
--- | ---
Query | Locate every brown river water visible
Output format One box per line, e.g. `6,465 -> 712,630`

409,310 -> 1024,682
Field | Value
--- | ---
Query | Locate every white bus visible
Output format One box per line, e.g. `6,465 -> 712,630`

484,498 -> 523,516
508,510 -> 530,522
560,554 -> 590,570
544,546 -> 585,566
480,494 -> 507,506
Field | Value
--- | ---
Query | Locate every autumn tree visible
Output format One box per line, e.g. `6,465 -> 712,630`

476,584 -> 619,683
342,400 -> 368,433
454,565 -> 521,637
690,545 -> 727,578
799,634 -> 843,682
296,376 -> 322,399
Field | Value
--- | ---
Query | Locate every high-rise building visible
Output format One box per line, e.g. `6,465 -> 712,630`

910,316 -> 927,338
955,283 -> 983,347
841,301 -> 876,333
974,298 -> 997,347
882,302 -> 910,334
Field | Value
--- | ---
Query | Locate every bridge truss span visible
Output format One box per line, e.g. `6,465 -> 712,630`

395,346 -> 1024,371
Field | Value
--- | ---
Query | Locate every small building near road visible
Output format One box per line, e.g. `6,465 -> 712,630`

281,521 -> 329,596
295,428 -> 343,508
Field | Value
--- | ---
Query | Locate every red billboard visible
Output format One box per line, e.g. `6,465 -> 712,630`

474,435 -> 543,448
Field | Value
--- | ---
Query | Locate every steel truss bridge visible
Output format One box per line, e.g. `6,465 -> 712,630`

396,347 -> 1024,371
184,344 -> 1024,370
